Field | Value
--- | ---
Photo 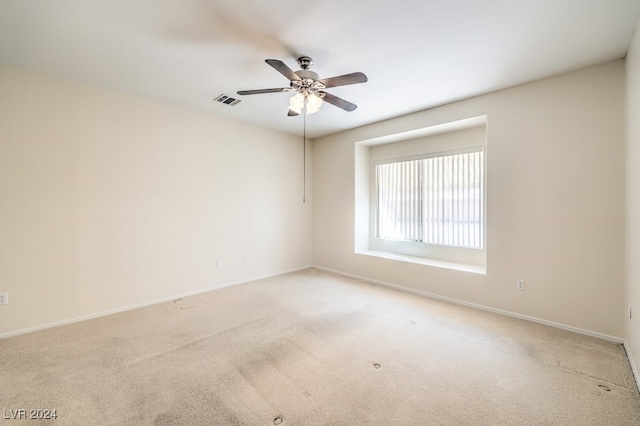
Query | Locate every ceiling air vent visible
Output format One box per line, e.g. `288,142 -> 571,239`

214,94 -> 241,106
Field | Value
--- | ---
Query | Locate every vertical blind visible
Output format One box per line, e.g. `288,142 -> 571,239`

376,149 -> 484,249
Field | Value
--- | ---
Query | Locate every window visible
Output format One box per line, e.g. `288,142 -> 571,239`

375,147 -> 484,249
355,116 -> 487,272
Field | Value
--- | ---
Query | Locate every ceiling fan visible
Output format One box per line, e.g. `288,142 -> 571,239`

237,56 -> 367,116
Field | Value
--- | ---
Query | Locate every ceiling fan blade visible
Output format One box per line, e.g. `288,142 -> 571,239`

287,109 -> 299,117
320,91 -> 358,112
266,59 -> 301,82
320,72 -> 368,88
237,88 -> 291,95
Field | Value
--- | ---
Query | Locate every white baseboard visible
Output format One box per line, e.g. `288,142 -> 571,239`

622,341 -> 640,394
0,265 -> 312,340
313,265 -> 624,344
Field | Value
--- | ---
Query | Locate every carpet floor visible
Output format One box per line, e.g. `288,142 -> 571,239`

1,268 -> 639,425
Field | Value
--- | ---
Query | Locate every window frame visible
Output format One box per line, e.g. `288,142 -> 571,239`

368,144 -> 487,267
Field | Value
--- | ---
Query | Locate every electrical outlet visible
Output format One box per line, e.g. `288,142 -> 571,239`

336,249 -> 341,257
0,292 -> 8,305
516,279 -> 525,291
216,258 -> 222,269
630,304 -> 633,320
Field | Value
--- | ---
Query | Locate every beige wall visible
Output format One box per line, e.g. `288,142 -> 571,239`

0,63 -> 312,336
313,61 -> 625,338
0,55 -> 630,344
625,16 -> 640,378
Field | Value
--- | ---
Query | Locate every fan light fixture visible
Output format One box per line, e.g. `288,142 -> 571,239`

289,91 -> 323,115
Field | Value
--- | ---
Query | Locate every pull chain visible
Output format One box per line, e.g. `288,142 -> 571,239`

303,106 -> 306,203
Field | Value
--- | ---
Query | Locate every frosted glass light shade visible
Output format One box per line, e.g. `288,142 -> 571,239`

306,93 -> 323,115
289,92 -> 324,115
289,93 -> 305,114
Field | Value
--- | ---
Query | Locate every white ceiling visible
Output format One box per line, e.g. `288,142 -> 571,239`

1,0 -> 639,138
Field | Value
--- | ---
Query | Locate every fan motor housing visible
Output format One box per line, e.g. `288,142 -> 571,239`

295,69 -> 319,80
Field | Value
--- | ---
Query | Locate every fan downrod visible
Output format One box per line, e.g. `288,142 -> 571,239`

297,56 -> 313,70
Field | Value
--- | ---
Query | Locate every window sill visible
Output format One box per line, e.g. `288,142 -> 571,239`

355,250 -> 486,275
